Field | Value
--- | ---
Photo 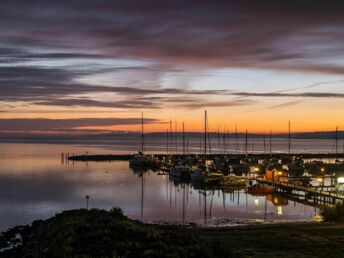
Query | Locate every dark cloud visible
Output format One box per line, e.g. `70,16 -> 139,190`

0,118 -> 162,131
275,80 -> 344,94
0,1 -> 343,72
171,99 -> 256,110
0,66 -> 95,101
0,0 -> 343,112
35,98 -> 160,109
0,61 -> 340,111
0,65 -> 232,106
0,47 -> 104,62
232,92 -> 344,98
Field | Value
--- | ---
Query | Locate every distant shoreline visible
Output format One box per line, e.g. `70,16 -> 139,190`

68,153 -> 344,162
0,130 -> 343,141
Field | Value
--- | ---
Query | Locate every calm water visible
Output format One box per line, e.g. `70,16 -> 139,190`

1,140 -> 340,232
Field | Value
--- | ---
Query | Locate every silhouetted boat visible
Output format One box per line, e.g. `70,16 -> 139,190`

129,113 -> 157,168
248,184 -> 275,195
190,170 -> 206,181
221,176 -> 247,186
190,110 -> 209,182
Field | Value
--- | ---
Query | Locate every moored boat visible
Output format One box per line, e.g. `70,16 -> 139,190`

190,170 -> 205,181
248,184 -> 275,195
129,113 -> 158,169
221,176 -> 247,186
169,165 -> 183,177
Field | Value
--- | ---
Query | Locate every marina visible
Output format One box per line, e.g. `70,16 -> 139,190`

67,111 -> 344,210
68,152 -> 344,204
2,1 -> 344,255
1,142 -> 343,232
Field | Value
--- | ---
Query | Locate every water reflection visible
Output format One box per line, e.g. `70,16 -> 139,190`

0,143 -> 322,232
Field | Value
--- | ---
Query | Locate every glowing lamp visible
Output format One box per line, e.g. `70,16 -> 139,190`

337,177 -> 344,184
320,168 -> 325,173
277,206 -> 283,215
254,199 -> 259,206
313,215 -> 324,223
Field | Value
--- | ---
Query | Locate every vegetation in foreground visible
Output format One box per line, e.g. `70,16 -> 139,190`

321,202 -> 344,222
1,208 -> 344,257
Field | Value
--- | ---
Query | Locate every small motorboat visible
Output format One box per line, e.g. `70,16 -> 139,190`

248,184 -> 275,195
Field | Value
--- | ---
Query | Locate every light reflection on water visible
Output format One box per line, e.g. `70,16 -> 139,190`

0,143 -> 324,232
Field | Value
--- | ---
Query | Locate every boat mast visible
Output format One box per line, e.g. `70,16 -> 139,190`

217,125 -> 220,154
245,130 -> 248,155
225,129 -> 228,154
335,126 -> 338,160
166,129 -> 169,154
235,124 -> 238,154
288,120 -> 291,154
207,117 -> 212,155
223,128 -> 226,154
141,112 -> 144,155
182,122 -> 185,155
204,110 -> 207,166
269,129 -> 272,157
170,120 -> 173,154
175,121 -> 177,154
263,134 -> 266,154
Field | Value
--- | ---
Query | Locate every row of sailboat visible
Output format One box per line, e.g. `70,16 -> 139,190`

129,110 -> 247,186
129,111 -> 344,199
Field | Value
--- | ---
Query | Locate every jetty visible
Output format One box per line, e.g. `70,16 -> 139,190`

257,177 -> 344,202
68,154 -> 134,161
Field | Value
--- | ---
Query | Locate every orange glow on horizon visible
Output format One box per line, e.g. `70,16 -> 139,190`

1,98 -> 344,134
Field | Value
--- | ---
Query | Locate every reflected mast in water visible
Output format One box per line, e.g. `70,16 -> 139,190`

140,172 -> 145,220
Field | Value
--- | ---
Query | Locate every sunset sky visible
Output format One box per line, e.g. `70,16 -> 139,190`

1,0 -> 344,134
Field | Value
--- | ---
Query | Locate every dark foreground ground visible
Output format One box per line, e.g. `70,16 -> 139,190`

1,209 -> 344,258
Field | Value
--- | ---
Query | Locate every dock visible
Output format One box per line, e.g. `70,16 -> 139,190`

256,178 -> 344,201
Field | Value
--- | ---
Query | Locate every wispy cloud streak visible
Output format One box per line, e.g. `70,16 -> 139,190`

0,118 -> 162,131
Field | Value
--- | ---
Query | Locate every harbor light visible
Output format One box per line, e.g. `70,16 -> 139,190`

320,167 -> 325,173
337,177 -> 344,184
277,206 -> 283,215
316,177 -> 323,183
313,214 -> 324,223
254,198 -> 259,206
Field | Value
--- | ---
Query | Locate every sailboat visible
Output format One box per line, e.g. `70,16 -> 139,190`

169,122 -> 195,179
129,112 -> 157,168
190,110 -> 223,183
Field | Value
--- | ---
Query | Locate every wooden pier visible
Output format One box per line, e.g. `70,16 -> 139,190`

257,178 -> 344,201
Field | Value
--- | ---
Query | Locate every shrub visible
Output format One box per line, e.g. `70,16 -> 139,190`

321,202 -> 344,221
